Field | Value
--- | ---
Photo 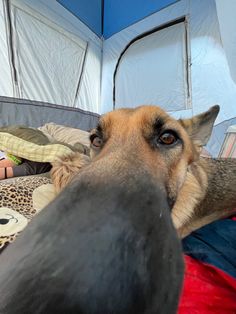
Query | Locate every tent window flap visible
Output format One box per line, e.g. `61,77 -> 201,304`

114,18 -> 191,111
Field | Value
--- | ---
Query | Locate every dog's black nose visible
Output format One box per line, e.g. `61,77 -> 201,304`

0,173 -> 183,314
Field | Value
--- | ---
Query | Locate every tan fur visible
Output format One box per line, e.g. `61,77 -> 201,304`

90,105 -> 219,236
176,157 -> 236,237
171,161 -> 208,231
51,152 -> 90,193
50,105 -> 233,238
172,170 -> 207,229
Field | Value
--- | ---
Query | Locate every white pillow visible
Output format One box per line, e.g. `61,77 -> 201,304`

38,123 -> 90,147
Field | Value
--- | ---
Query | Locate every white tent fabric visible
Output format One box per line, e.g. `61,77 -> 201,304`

101,0 -> 236,125
12,5 -> 87,107
0,0 -> 102,113
215,0 -> 236,85
0,0 -> 236,122
115,21 -> 189,111
0,0 -> 14,96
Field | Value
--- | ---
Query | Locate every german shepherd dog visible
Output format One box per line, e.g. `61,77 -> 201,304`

52,105 -> 236,239
0,105 -> 219,314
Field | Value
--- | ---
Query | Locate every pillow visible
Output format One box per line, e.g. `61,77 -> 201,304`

0,125 -> 50,145
38,122 -> 90,147
0,176 -> 51,252
0,132 -> 73,163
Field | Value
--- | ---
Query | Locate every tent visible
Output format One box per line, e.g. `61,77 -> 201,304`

0,1 -> 236,312
0,0 -> 236,155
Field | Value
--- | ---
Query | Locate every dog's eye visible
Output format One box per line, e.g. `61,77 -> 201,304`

159,132 -> 178,145
91,135 -> 103,148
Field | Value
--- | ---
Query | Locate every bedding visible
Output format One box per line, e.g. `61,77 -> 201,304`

38,122 -> 90,147
0,122 -> 91,250
0,125 -> 50,145
0,132 -> 73,163
0,126 -> 53,178
183,218 -> 236,278
179,255 -> 236,313
0,124 -> 90,164
0,176 -> 52,252
179,216 -> 236,313
0,97 -> 97,253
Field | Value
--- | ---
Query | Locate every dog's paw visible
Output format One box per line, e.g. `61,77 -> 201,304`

51,152 -> 90,193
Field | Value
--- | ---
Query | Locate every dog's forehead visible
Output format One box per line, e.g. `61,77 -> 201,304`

99,106 -> 178,131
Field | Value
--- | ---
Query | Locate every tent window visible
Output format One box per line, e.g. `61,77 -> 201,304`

113,18 -> 191,111
9,3 -> 87,107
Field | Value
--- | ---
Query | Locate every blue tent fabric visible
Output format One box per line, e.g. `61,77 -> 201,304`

57,0 -> 102,36
56,0 -> 179,39
103,0 -> 179,39
183,218 -> 236,279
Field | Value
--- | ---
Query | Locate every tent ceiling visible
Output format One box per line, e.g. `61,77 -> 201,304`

103,0 -> 180,39
57,0 -> 179,38
57,0 -> 102,36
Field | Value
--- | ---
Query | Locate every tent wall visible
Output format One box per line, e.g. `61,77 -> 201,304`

1,0 -> 236,156
101,0 -> 236,127
215,0 -> 236,85
0,0 -> 102,113
206,118 -> 236,157
0,96 -> 99,130
0,0 -> 14,97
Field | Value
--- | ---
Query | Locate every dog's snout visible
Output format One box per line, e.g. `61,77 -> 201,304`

58,175 -> 183,314
77,150 -> 166,194
0,165 -> 184,314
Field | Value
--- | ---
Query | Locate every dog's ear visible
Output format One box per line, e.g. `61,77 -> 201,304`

179,105 -> 220,146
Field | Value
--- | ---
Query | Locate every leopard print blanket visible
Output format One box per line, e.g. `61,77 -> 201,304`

0,176 -> 51,251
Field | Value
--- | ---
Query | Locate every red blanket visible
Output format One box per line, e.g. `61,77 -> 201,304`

178,255 -> 236,314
